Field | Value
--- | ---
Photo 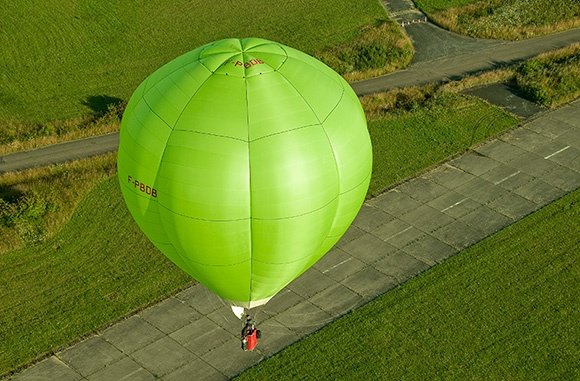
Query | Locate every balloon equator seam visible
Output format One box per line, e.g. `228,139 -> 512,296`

340,171 -> 372,196
169,129 -> 248,143
154,191 -> 339,222
174,252 -> 323,267
171,123 -> 323,144
181,257 -> 250,267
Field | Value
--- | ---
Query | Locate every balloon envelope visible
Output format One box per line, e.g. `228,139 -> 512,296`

118,38 -> 372,308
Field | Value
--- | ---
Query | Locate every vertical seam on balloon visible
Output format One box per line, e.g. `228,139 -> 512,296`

273,70 -> 343,277
243,47 -> 255,305
264,46 -> 289,70
321,87 -> 345,124
144,72 -> 216,281
274,69 -> 342,202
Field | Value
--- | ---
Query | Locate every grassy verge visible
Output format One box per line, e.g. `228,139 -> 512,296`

0,153 -> 117,253
414,0 -> 580,39
0,90 -> 518,376
0,177 -> 192,375
363,89 -> 519,195
441,43 -> 580,109
236,189 -> 580,380
316,20 -> 413,82
0,104 -> 123,155
515,43 -> 580,108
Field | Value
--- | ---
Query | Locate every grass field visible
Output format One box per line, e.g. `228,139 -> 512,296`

0,177 -> 192,375
515,43 -> 580,108
0,92 -> 518,376
0,0 -> 397,125
236,189 -> 580,380
414,0 -> 580,39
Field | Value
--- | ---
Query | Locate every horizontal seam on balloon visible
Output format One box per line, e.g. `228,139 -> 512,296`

251,257 -> 314,265
260,46 -> 289,70
154,194 -> 340,223
171,129 -> 248,142
249,123 -> 320,143
183,258 -> 251,267
339,171 -> 372,196
156,202 -> 250,222
245,41 -> 282,52
210,51 -> 288,77
252,195 -> 339,221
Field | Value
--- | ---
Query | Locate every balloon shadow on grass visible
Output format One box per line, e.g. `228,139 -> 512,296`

0,185 -> 24,204
81,95 -> 125,119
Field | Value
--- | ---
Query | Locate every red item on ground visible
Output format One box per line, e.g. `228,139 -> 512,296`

246,330 -> 258,351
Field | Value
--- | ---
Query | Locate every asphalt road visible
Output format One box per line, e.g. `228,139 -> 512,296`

1,28 -> 579,174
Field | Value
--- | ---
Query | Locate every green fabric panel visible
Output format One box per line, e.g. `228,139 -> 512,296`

249,125 -> 338,219
118,97 -> 171,191
277,58 -> 343,122
322,78 -> 373,191
323,177 -> 371,251
250,256 -> 315,300
182,259 -> 251,302
118,38 -> 372,305
143,66 -> 211,128
158,211 -> 251,267
174,74 -> 247,140
247,72 -> 319,141
251,199 -> 338,264
143,47 -> 205,93
156,131 -> 250,220
124,79 -> 147,116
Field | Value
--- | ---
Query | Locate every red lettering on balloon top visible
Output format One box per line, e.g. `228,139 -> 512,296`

232,58 -> 264,68
127,175 -> 157,198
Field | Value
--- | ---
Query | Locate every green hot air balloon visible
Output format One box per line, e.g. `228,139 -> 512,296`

118,37 -> 372,312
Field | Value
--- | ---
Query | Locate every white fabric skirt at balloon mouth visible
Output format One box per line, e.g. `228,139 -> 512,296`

228,296 -> 273,318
